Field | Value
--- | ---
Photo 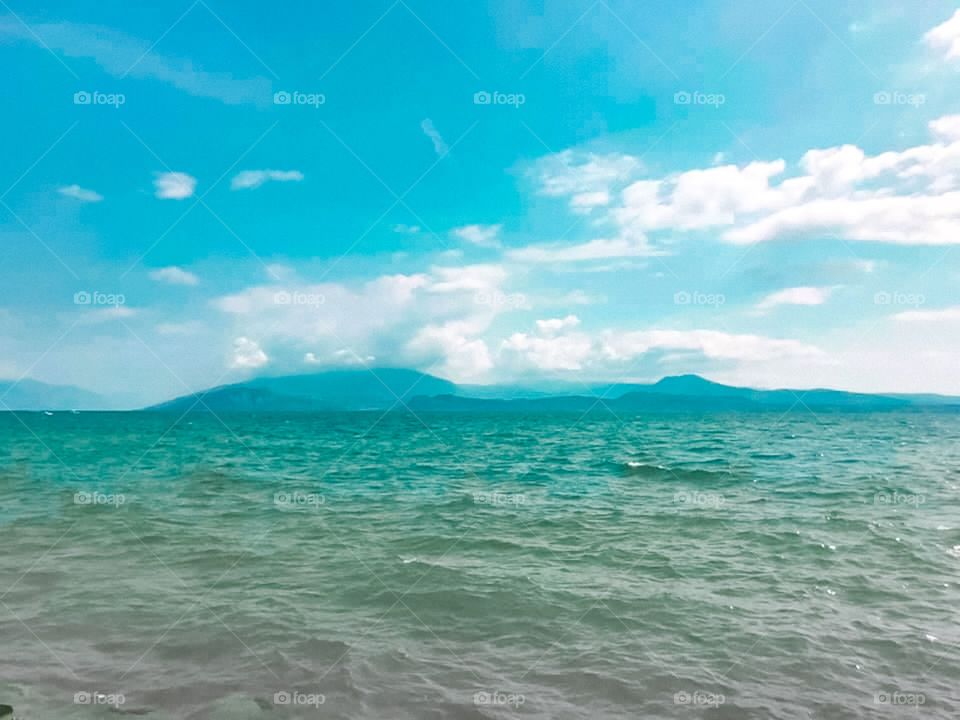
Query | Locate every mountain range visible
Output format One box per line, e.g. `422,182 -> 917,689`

143,369 -> 958,413
3,369 -> 959,413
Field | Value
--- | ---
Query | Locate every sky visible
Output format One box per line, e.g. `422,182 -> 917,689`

2,0 -> 960,406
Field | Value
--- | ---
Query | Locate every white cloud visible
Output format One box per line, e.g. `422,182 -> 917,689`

154,172 -> 196,200
149,266 -> 199,286
529,115 -> 960,250
501,323 -> 823,376
755,286 -> 833,312
508,235 -> 654,263
536,315 -> 580,334
924,9 -> 960,60
452,224 -> 502,248
0,19 -> 271,105
230,337 -> 268,369
426,264 -> 506,293
894,306 -> 960,323
213,264 -> 514,382
536,151 -> 640,207
421,119 -> 448,156
598,118 -> 960,247
930,115 -> 960,142
599,329 -> 823,364
58,184 -> 102,202
230,170 -> 304,190
393,224 -> 422,235
408,320 -> 494,380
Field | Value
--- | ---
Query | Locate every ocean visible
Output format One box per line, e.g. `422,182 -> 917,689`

1,410 -> 958,718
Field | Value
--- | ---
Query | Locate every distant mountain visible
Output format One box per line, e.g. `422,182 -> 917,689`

144,369 -> 960,413
146,368 -> 456,412
0,379 -> 109,411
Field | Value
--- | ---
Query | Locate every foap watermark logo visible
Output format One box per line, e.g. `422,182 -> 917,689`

873,90 -> 925,108
74,290 -> 125,307
73,90 -> 126,108
274,491 -> 325,509
273,90 -> 326,108
873,291 -> 925,308
874,491 -> 925,507
273,290 -> 325,307
674,290 -> 725,308
473,90 -> 526,108
474,290 -> 527,309
473,491 -> 527,506
674,491 -> 726,509
674,90 -> 725,108
473,691 -> 525,708
875,691 -> 926,706
674,690 -> 726,708
74,691 -> 125,708
74,491 -> 126,508
273,691 -> 325,708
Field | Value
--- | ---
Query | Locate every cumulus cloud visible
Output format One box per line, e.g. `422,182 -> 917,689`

925,9 -> 960,60
536,151 -> 639,207
154,172 -> 196,200
452,224 -> 502,248
754,286 -> 833,312
534,116 -> 960,248
213,264 -> 514,382
149,266 -> 199,286
231,337 -> 268,369
230,169 -> 304,190
58,184 -> 102,202
930,115 -> 960,142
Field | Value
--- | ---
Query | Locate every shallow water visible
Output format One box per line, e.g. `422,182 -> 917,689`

1,410 -> 959,718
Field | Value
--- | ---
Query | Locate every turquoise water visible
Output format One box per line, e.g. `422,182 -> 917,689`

1,411 -> 959,718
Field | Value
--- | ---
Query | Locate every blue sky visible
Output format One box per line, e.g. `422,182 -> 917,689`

2,0 -> 960,405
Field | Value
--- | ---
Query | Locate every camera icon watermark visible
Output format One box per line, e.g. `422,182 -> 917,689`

674,690 -> 725,707
674,491 -> 726,509
673,290 -> 725,307
274,491 -> 325,509
873,90 -> 925,107
74,491 -> 126,508
273,691 -> 325,707
273,90 -> 326,108
74,290 -> 125,307
874,492 -> 925,507
873,291 -> 924,308
74,691 -> 125,707
875,691 -> 925,706
674,90 -> 725,108
474,291 -> 527,309
473,491 -> 526,506
473,90 -> 526,108
273,290 -> 325,307
473,690 -> 525,708
73,90 -> 126,108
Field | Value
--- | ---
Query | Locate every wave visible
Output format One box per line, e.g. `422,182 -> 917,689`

620,461 -> 739,482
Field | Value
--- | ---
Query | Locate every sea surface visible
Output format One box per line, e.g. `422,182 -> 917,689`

1,410 -> 959,719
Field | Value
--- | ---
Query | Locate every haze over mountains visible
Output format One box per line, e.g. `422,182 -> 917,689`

4,369 -> 960,412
